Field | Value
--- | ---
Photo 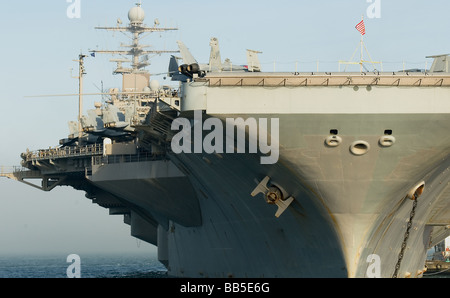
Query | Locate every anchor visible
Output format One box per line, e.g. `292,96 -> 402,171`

251,176 -> 294,218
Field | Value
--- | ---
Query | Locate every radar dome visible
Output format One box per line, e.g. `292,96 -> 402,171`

128,6 -> 145,24
150,80 -> 160,91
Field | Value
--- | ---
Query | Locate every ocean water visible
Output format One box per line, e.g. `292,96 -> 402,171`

0,253 -> 447,278
0,253 -> 168,278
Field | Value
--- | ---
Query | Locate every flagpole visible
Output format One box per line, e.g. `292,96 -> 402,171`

360,15 -> 364,72
72,54 -> 87,142
343,16 -> 381,72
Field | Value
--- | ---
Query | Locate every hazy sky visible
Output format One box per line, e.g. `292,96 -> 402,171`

0,0 -> 449,258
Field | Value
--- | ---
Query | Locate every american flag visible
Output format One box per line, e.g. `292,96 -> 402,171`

355,20 -> 365,35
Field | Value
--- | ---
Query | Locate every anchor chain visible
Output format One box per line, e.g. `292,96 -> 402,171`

392,193 -> 419,278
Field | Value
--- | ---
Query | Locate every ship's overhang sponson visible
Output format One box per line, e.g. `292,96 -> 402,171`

180,72 -> 450,115
88,160 -> 202,228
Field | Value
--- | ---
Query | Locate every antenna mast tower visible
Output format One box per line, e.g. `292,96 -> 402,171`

91,2 -> 179,75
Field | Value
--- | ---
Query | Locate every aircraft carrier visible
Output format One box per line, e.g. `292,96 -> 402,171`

2,4 -> 450,278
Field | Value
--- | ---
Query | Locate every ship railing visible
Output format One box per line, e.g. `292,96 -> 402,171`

91,152 -> 166,166
1,166 -> 13,176
1,166 -> 18,176
0,166 -> 42,178
23,144 -> 104,162
201,72 -> 450,87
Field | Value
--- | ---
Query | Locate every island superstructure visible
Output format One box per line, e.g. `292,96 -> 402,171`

1,4 -> 450,278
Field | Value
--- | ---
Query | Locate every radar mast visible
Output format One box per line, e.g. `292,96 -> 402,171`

91,3 -> 179,75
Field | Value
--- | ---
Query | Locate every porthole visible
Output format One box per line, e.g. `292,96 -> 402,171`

325,135 -> 342,147
407,181 -> 425,200
379,135 -> 396,147
350,141 -> 370,156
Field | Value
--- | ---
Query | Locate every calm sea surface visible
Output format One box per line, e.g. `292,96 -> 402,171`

0,253 -> 167,278
0,253 -> 447,278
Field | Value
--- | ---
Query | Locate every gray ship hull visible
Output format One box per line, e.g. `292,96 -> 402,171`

85,109 -> 450,277
144,80 -> 449,278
